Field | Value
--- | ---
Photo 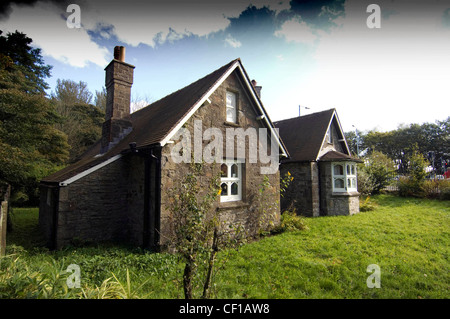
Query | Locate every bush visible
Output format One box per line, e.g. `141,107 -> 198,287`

438,179 -> 450,200
398,150 -> 429,198
359,196 -> 378,212
357,164 -> 376,196
398,176 -> 425,197
273,210 -> 308,234
423,180 -> 440,199
362,151 -> 396,194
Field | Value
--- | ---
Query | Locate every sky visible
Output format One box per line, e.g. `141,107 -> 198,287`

0,0 -> 449,133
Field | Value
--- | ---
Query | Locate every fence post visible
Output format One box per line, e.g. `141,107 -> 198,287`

0,184 -> 10,256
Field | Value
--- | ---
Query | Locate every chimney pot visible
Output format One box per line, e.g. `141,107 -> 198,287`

251,79 -> 262,99
114,46 -> 126,62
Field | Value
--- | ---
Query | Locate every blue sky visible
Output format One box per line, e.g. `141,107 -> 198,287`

1,0 -> 449,133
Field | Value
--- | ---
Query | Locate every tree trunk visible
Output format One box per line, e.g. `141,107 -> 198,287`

0,184 -> 10,256
202,227 -> 219,299
183,256 -> 194,299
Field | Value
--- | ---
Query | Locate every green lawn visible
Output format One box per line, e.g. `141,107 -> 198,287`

1,195 -> 449,299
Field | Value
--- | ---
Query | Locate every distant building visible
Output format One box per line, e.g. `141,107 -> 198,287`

275,109 -> 362,217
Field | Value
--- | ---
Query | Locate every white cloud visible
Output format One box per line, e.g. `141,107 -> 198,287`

0,2 -> 109,68
274,17 -> 318,45
80,0 -> 245,47
0,0 -> 292,68
80,0 -> 292,48
224,34 -> 241,48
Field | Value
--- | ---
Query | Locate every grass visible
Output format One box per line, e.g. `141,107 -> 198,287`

2,195 -> 449,299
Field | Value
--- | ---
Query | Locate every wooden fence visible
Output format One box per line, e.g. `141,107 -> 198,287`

0,185 -> 10,256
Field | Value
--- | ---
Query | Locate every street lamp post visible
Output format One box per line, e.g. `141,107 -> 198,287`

299,105 -> 310,116
352,125 -> 360,157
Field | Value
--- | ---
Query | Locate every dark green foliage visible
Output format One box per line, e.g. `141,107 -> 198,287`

0,30 -> 69,204
0,30 -> 51,94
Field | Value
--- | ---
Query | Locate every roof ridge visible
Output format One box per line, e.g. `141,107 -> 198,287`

132,59 -> 239,117
274,108 -> 335,124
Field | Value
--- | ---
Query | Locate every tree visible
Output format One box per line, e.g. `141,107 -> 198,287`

52,79 -> 93,106
362,151 -> 396,194
398,148 -> 429,197
0,30 -> 51,94
0,30 -> 69,204
362,119 -> 450,175
51,79 -> 104,162
167,162 -> 244,299
94,87 -> 107,111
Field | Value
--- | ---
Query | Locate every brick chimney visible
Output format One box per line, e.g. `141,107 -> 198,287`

101,46 -> 135,153
251,79 -> 262,99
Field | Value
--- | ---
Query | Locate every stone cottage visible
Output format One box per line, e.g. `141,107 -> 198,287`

274,109 -> 362,217
39,47 -> 288,250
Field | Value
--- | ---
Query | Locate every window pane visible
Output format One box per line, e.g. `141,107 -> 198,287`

220,164 -> 227,177
226,92 -> 236,106
351,165 -> 356,175
334,165 -> 343,175
220,183 -> 228,196
334,178 -> 344,188
226,108 -> 236,123
347,164 -> 351,175
231,182 -> 238,195
226,92 -> 237,123
231,164 -> 238,178
347,178 -> 351,188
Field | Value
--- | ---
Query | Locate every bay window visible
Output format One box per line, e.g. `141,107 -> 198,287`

332,162 -> 357,192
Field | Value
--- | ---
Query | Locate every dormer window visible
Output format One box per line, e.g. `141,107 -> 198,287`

226,91 -> 237,123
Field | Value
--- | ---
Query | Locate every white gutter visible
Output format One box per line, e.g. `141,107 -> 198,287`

59,154 -> 122,186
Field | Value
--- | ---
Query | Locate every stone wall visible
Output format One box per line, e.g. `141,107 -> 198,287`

279,162 -> 320,217
319,162 -> 360,216
52,156 -> 130,248
159,70 -> 281,247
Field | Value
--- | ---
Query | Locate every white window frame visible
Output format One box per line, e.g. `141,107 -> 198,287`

226,91 -> 237,123
332,162 -> 357,192
220,159 -> 242,202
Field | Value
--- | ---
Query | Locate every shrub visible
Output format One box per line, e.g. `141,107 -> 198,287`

359,196 -> 378,212
439,179 -> 450,200
362,151 -> 396,194
272,210 -> 308,234
398,150 -> 429,198
357,164 -> 376,196
423,180 -> 440,199
398,176 -> 424,197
